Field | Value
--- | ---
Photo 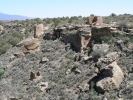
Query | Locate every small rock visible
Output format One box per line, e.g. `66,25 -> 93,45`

14,51 -> 25,58
103,97 -> 108,100
75,68 -> 81,74
83,56 -> 91,61
37,82 -> 48,92
66,69 -> 71,75
41,57 -> 49,63
83,84 -> 89,92
95,68 -> 99,73
77,84 -> 89,92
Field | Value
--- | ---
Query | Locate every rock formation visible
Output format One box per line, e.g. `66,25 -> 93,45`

16,38 -> 40,54
95,52 -> 124,93
96,61 -> 124,93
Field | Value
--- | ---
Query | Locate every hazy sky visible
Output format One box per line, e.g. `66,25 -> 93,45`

0,0 -> 132,18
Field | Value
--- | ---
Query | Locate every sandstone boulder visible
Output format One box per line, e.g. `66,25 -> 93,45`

98,52 -> 119,64
96,61 -> 124,92
17,38 -> 40,54
34,24 -> 44,38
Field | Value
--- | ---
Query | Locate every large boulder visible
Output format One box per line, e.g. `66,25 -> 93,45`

17,38 -> 40,54
34,24 -> 44,38
96,61 -> 124,93
95,52 -> 123,93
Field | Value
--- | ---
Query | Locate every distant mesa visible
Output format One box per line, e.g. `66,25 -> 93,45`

0,12 -> 31,20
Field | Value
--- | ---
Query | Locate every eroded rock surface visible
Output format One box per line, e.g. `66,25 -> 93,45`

17,38 -> 40,54
96,61 -> 124,93
94,52 -> 123,93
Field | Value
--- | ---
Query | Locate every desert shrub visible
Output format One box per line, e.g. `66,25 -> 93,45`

119,20 -> 129,29
0,21 -> 3,25
34,18 -> 43,24
45,18 -> 53,24
0,44 -> 10,55
100,35 -> 113,43
68,16 -> 78,23
90,14 -> 94,16
9,37 -> 20,46
0,69 -> 4,79
11,31 -> 24,39
91,49 -> 105,62
53,18 -> 61,27
0,30 -> 6,35
110,13 -> 117,17
0,63 -> 4,79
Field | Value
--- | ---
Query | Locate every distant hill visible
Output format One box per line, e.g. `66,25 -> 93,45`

0,12 -> 31,20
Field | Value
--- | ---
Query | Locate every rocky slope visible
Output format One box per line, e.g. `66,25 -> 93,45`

0,15 -> 133,100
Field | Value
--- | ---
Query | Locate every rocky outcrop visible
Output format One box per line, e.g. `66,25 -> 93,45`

95,52 -> 124,93
16,38 -> 40,54
34,24 -> 44,38
88,16 -> 102,25
96,61 -> 124,93
97,52 -> 119,65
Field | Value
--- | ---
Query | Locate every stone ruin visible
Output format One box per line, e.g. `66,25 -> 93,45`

88,16 -> 103,25
34,24 -> 44,38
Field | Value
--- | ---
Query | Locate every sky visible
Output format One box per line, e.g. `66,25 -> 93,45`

0,0 -> 133,18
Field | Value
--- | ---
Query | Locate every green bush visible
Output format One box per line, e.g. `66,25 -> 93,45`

0,44 -> 10,55
9,37 -> 20,46
0,63 -> 4,79
119,20 -> 129,29
11,31 -> 24,39
0,69 -> 4,79
100,35 -> 113,43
